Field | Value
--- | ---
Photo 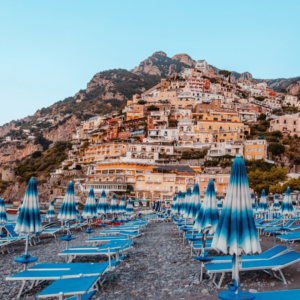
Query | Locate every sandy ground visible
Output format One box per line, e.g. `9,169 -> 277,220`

1,220 -> 300,299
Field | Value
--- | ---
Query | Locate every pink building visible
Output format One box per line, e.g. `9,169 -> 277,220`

269,114 -> 300,136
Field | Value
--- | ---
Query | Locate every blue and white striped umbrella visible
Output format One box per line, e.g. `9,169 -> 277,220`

171,196 -> 177,214
97,190 -> 109,215
118,196 -> 126,213
212,155 -> 261,255
212,155 -> 261,297
184,187 -> 192,218
217,196 -> 223,209
126,198 -> 134,214
15,177 -> 42,235
58,182 -> 77,221
82,189 -> 97,219
75,202 -> 79,215
156,201 -> 161,212
194,179 -> 219,234
257,190 -> 268,214
179,192 -> 186,215
187,183 -> 201,219
109,194 -> 119,214
176,191 -> 182,215
17,200 -> 23,215
251,193 -> 256,209
273,194 -> 280,210
0,198 -> 8,225
280,187 -> 294,216
46,200 -> 55,219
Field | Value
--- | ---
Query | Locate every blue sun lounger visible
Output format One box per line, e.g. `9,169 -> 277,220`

100,229 -> 142,237
86,235 -> 131,245
37,276 -> 98,300
194,245 -> 288,263
0,224 -> 26,243
58,240 -> 132,264
7,260 -> 119,298
204,250 -> 300,288
254,289 -> 300,300
185,233 -> 214,240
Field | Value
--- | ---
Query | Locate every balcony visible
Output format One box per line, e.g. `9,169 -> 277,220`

154,180 -> 161,184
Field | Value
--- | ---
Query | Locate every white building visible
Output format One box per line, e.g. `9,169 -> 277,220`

143,128 -> 178,143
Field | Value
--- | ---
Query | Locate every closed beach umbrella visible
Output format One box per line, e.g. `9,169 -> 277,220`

118,196 -> 126,214
58,182 -> 77,228
15,177 -> 42,267
280,187 -> 294,217
171,196 -> 177,214
257,190 -> 268,217
212,154 -> 261,298
97,190 -> 109,215
187,183 -> 201,219
184,187 -> 192,218
194,179 -> 219,249
217,196 -> 223,209
17,200 -> 23,215
0,198 -> 7,225
126,198 -> 134,214
109,194 -> 119,215
273,194 -> 280,210
179,192 -> 186,216
82,189 -> 97,220
176,191 -> 182,215
75,202 -> 79,215
251,193 -> 256,209
46,200 -> 55,220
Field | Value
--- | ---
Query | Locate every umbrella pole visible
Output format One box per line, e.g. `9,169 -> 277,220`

25,235 -> 29,256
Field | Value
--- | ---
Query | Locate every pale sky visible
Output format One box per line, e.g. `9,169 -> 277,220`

1,0 -> 300,125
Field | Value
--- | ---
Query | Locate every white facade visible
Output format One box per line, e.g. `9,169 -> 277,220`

143,128 -> 178,143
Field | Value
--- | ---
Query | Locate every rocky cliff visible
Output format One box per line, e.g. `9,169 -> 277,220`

42,115 -> 79,144
0,141 -> 43,166
284,78 -> 300,96
131,51 -> 193,77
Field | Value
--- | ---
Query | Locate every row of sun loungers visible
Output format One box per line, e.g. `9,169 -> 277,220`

6,215 -> 149,299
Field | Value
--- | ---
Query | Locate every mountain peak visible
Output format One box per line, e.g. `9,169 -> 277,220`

152,51 -> 167,57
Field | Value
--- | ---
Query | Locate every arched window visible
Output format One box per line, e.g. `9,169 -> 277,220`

255,154 -> 262,159
246,155 -> 252,160
246,148 -> 252,152
255,147 -> 262,152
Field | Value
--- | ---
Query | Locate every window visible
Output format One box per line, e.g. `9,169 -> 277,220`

284,120 -> 287,124
203,186 -> 207,192
223,187 -> 227,193
208,126 -> 212,130
294,121 -> 297,125
164,186 -> 167,191
255,154 -> 262,159
138,185 -> 142,190
219,178 -> 223,183
175,186 -> 178,192
255,147 -> 262,152
246,148 -> 252,152
246,155 -> 252,160
170,186 -> 173,192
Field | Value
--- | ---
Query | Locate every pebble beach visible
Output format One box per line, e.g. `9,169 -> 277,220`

1,220 -> 300,300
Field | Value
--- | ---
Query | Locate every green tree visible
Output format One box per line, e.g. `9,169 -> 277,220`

271,130 -> 283,138
267,142 -> 285,156
82,142 -> 90,149
248,167 -> 288,194
219,70 -> 232,78
257,113 -> 266,121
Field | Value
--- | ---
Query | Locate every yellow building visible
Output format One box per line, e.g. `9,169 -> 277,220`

177,132 -> 213,147
244,140 -> 267,160
81,143 -> 128,164
126,104 -> 146,121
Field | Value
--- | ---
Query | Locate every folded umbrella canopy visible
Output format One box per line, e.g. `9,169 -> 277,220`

251,193 -> 256,209
257,189 -> 268,218
188,183 -> 202,220
46,200 -> 55,220
126,198 -> 134,214
118,195 -> 126,214
0,198 -> 7,225
176,191 -> 182,215
273,194 -> 280,210
171,196 -> 177,214
108,193 -> 119,215
17,200 -> 23,215
280,187 -> 294,217
217,196 -> 223,210
183,187 -> 192,218
179,192 -> 186,216
97,190 -> 109,215
194,179 -> 219,245
82,189 -> 97,224
212,154 -> 261,299
14,177 -> 42,269
58,182 -> 78,231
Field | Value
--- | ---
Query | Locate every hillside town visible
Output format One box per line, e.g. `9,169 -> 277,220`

1,59 -> 294,207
